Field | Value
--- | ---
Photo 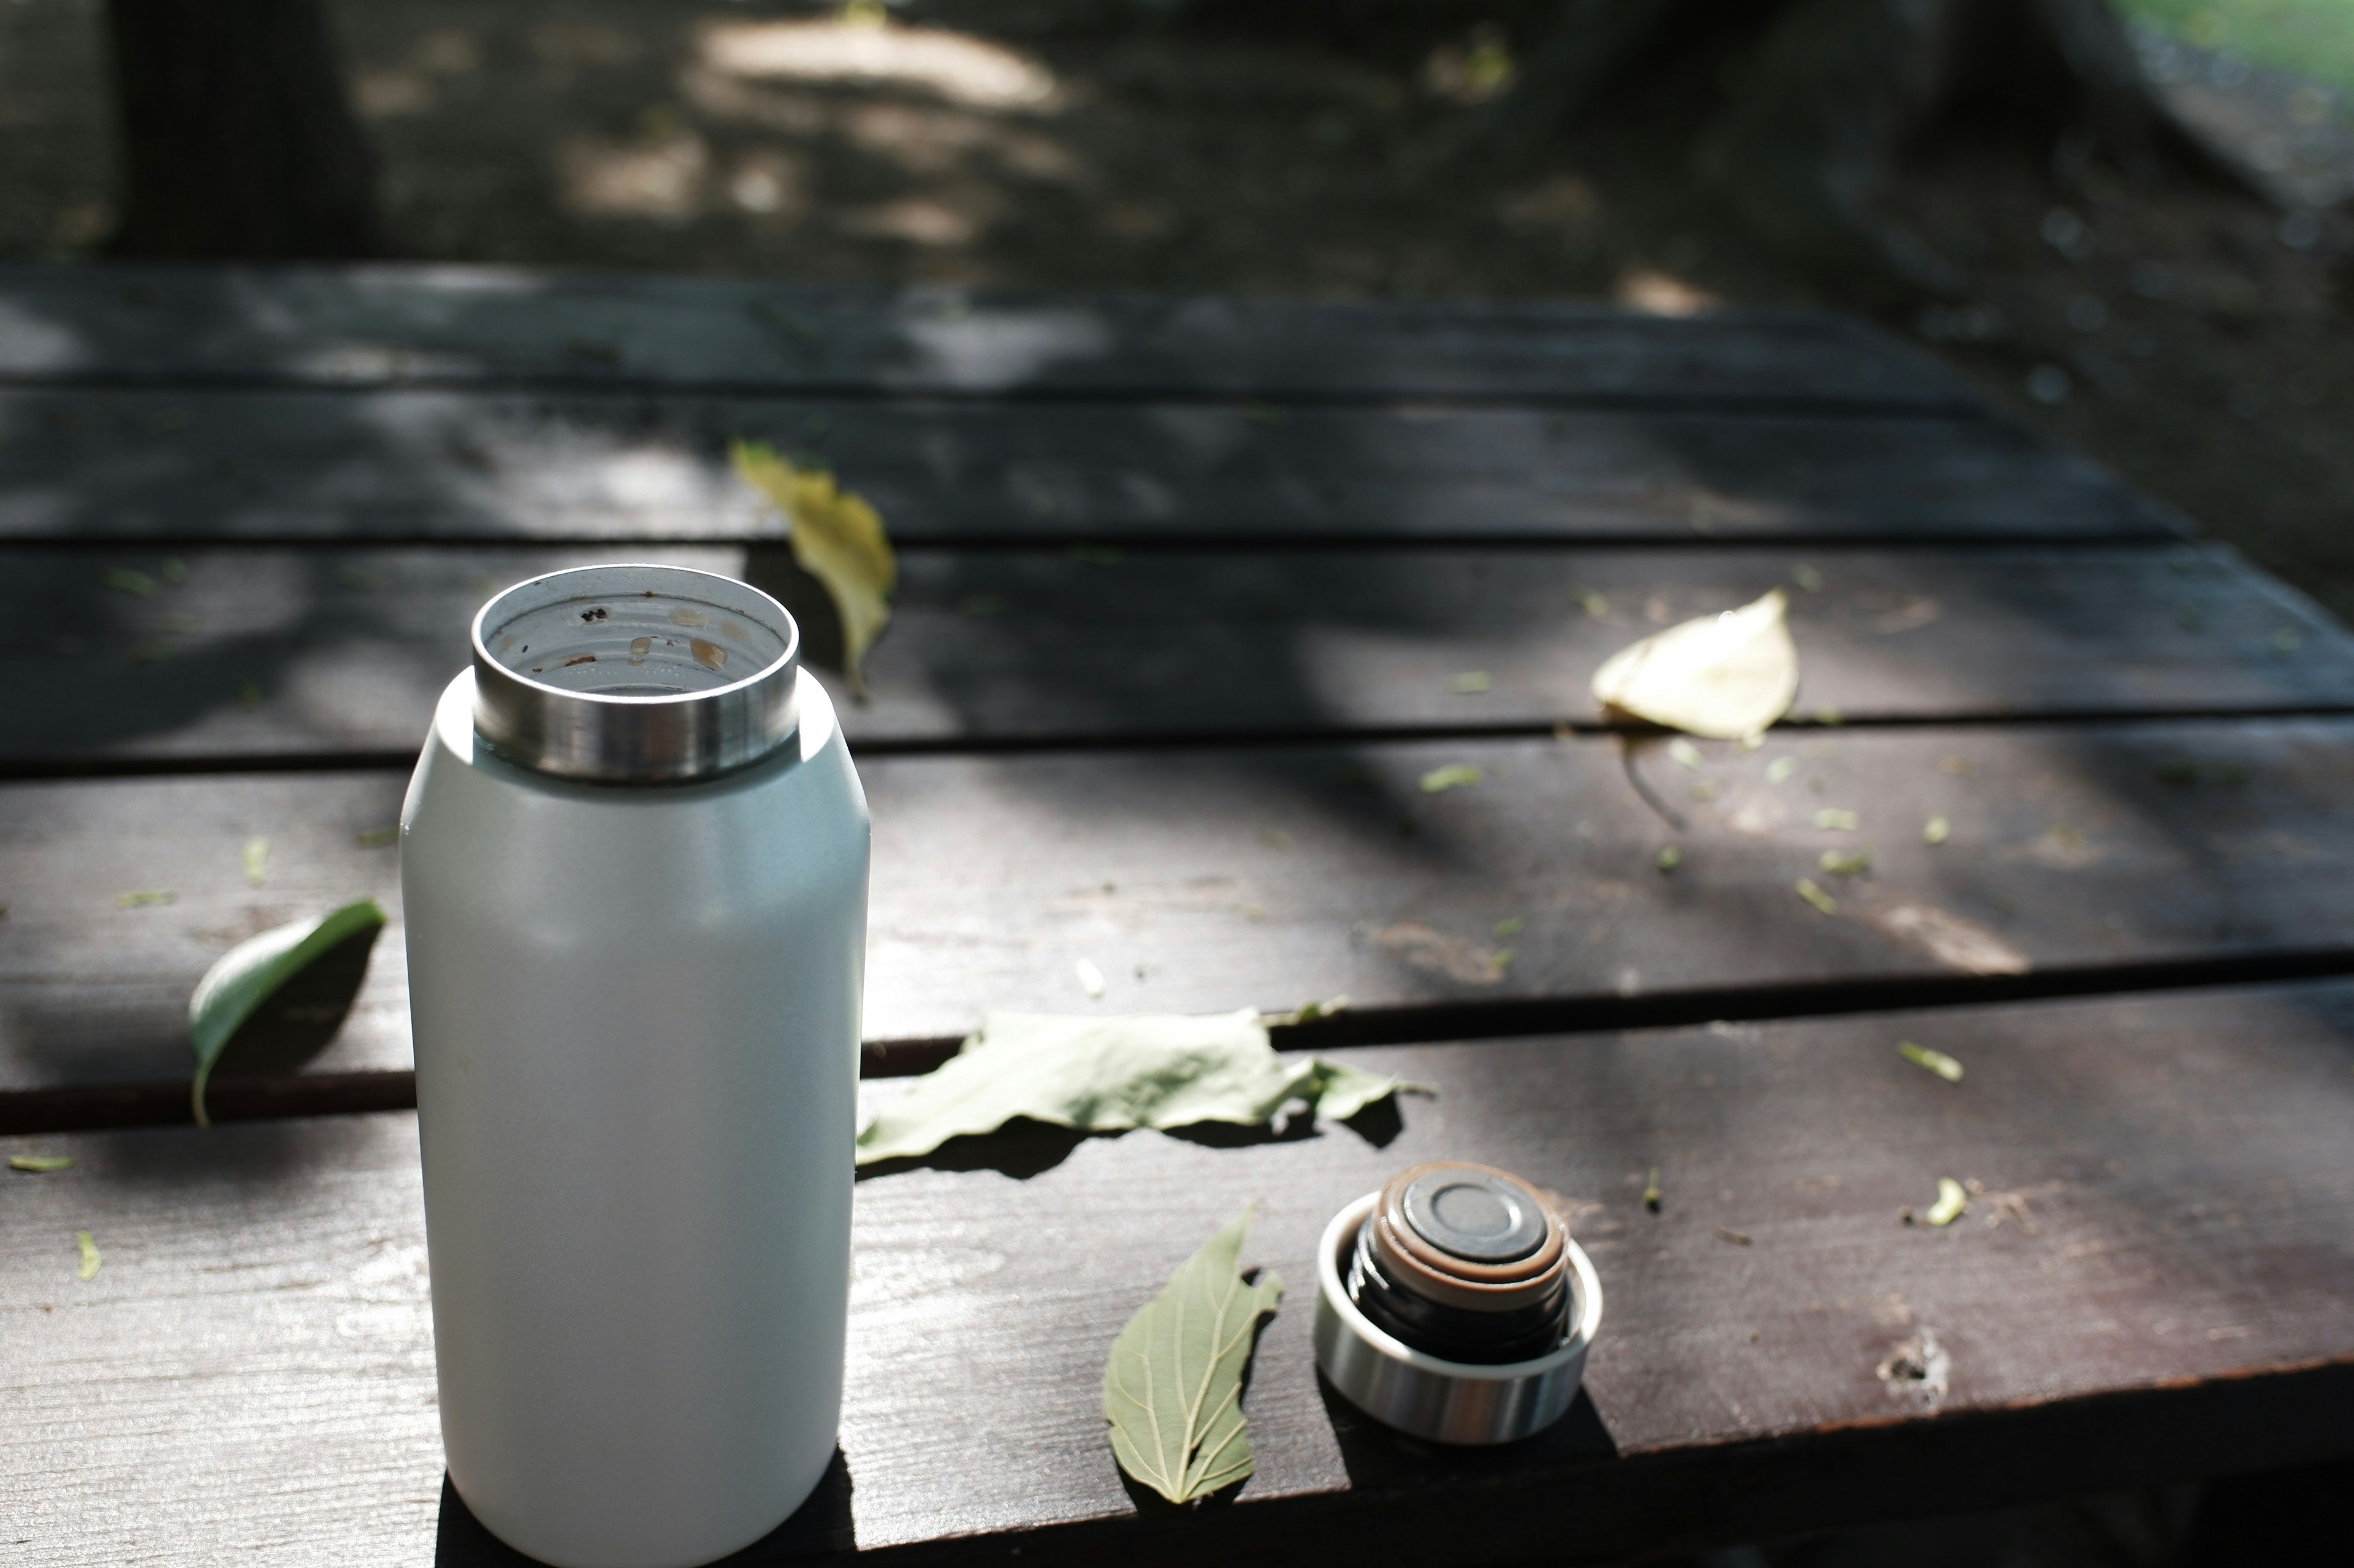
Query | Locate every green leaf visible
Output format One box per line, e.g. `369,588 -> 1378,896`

1819,847 -> 1872,876
1655,845 -> 1683,873
1813,808 -> 1860,831
1103,1207 -> 1284,1504
77,1230 -> 101,1281
1591,588 -> 1798,741
855,1010 -> 1413,1165
9,1154 -> 74,1173
189,900 -> 386,1128
1899,1041 -> 1965,1082
732,439 -> 897,695
1418,764 -> 1482,793
1924,1178 -> 1967,1227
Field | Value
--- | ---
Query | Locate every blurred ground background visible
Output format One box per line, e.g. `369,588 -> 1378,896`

1,1 -> 2348,621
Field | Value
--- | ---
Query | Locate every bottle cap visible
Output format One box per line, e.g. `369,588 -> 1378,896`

470,565 -> 802,783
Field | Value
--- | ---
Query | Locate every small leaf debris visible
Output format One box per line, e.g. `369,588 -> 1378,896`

1667,737 -> 1704,770
9,1155 -> 74,1173
356,826 -> 398,848
1656,845 -> 1683,873
1491,917 -> 1524,937
116,890 -> 177,908
1766,756 -> 1797,784
1813,809 -> 1860,831
1923,1178 -> 1968,1227
1794,878 -> 1838,915
1923,815 -> 1951,846
1790,563 -> 1823,592
1450,671 -> 1493,694
1575,586 -> 1610,618
1643,1167 -> 1662,1211
104,566 -> 159,599
1103,1207 -> 1284,1504
1899,1041 -> 1965,1082
1819,847 -> 1872,877
77,1230 -> 101,1281
1419,764 -> 1483,793
241,835 -> 270,887
1714,1226 -> 1753,1246
1076,958 -> 1107,999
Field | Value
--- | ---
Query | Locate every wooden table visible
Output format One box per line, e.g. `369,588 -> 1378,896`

4,264 -> 2352,1567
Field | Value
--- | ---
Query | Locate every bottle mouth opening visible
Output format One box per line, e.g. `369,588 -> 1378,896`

470,565 -> 801,783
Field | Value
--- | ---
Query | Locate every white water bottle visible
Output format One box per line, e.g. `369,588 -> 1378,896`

400,565 -> 869,1568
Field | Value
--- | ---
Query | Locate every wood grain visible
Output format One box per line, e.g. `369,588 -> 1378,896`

7,719 -> 2354,1106
0,387 -> 2169,544
7,980 -> 2352,1565
2,542 -> 2339,771
0,265 -> 1970,406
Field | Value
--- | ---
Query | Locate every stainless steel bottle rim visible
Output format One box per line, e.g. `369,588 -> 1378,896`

1315,1192 -> 1602,1444
470,564 -> 801,784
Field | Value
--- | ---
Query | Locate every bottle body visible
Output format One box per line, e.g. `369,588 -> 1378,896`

402,668 -> 868,1568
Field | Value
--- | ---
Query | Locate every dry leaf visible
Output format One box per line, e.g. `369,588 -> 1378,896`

1591,588 -> 1798,740
1103,1207 -> 1283,1504
855,1010 -> 1411,1164
731,439 -> 897,695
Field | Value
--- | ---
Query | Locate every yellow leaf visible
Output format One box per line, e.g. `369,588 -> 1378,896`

77,1230 -> 101,1281
1924,1178 -> 1967,1227
731,440 -> 897,696
1794,877 -> 1838,916
1591,589 -> 1798,740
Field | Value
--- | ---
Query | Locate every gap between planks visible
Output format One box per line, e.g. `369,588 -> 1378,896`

13,948 -> 2354,1135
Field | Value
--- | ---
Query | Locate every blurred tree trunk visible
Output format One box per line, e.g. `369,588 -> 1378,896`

1453,0 -> 2253,302
103,0 -> 388,259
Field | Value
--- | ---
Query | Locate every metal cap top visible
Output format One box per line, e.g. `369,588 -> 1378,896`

470,564 -> 801,784
1401,1165 -> 1548,1264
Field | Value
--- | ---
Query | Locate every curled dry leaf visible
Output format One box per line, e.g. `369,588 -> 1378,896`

1591,589 -> 1799,740
1103,1206 -> 1284,1504
855,1010 -> 1414,1164
731,439 -> 897,695
189,900 -> 387,1127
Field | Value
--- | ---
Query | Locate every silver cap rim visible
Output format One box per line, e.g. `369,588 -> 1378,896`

470,563 -> 801,784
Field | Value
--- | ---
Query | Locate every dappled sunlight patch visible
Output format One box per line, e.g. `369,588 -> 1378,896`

839,101 -> 1078,181
1615,267 -> 1723,318
558,132 -> 711,223
698,17 -> 1057,110
842,197 -> 987,248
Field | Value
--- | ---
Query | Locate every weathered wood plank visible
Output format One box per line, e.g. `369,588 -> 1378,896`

0,264 -> 1971,407
6,719 -> 2354,1107
7,980 -> 2353,1565
9,543 -> 2334,770
0,387 -> 2168,544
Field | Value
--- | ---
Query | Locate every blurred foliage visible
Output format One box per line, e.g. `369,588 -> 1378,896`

2119,0 -> 2354,92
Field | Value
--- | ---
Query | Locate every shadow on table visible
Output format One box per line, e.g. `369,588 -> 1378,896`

435,1448 -> 857,1565
1317,1373 -> 1618,1491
